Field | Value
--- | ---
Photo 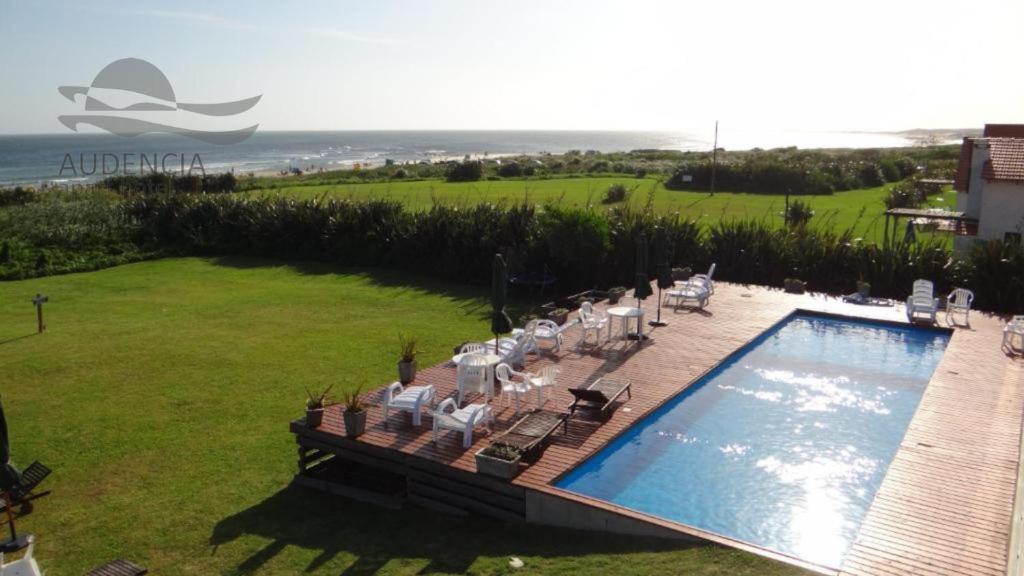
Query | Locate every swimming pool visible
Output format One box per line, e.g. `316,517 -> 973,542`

555,312 -> 950,569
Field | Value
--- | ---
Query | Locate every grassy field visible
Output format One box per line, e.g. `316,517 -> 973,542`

250,177 -> 958,245
0,258 -> 808,575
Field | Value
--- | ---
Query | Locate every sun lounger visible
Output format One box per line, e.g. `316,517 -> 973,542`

0,461 -> 51,513
86,558 -> 148,576
492,409 -> 568,459
568,378 -> 631,419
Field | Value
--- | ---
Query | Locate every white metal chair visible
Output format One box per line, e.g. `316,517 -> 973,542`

495,362 -> 532,415
578,301 -> 608,346
526,365 -> 558,407
456,353 -> 490,405
0,536 -> 41,576
382,382 -> 435,427
432,399 -> 493,448
1003,315 -> 1024,355
459,342 -> 486,355
945,288 -> 974,326
906,279 -> 939,324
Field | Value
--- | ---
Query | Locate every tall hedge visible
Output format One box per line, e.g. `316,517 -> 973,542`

123,195 -> 1024,314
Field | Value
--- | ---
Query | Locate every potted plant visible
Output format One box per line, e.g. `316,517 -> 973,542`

339,385 -> 366,438
547,307 -> 569,325
305,385 -> 333,428
607,286 -> 627,305
475,444 -> 523,480
783,278 -> 806,294
856,280 -> 871,298
397,333 -> 418,384
672,267 -> 692,282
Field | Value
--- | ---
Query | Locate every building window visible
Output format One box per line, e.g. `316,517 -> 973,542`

1005,232 -> 1022,245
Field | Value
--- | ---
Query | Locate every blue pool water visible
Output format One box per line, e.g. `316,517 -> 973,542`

556,313 -> 950,568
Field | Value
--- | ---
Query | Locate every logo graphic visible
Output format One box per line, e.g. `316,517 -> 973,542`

58,58 -> 260,145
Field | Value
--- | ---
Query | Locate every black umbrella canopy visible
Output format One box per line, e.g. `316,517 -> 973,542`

491,254 -> 513,351
0,397 -> 21,492
633,235 -> 653,302
654,227 -> 674,290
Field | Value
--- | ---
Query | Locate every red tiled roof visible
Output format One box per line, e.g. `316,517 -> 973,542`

983,124 -> 1024,138
981,138 -> 1024,183
953,137 -> 973,192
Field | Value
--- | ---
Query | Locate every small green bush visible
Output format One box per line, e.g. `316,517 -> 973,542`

445,161 -> 483,182
602,183 -> 629,204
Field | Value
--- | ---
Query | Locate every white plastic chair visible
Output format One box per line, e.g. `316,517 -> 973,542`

526,319 -> 573,353
526,365 -> 558,407
432,399 -> 493,448
945,288 -> 974,326
906,279 -> 939,324
0,537 -> 40,576
495,362 -> 531,415
578,301 -> 608,346
456,353 -> 490,405
497,326 -> 535,368
382,381 -> 434,427
459,342 -> 486,355
1003,315 -> 1024,355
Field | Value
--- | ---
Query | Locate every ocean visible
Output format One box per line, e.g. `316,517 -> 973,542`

0,129 -> 941,186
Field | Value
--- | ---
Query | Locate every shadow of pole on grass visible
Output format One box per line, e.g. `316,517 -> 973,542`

210,484 -> 693,575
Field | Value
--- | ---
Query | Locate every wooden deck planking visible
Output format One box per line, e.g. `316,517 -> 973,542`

303,281 -> 1023,576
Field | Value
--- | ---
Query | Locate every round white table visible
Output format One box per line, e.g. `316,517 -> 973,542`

452,352 -> 502,399
606,306 -> 645,341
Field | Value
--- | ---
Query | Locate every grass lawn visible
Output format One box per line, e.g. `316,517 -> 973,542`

0,258 -> 809,575
251,177 -> 958,244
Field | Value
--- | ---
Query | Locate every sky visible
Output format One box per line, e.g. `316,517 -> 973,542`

1,0 -> 1022,135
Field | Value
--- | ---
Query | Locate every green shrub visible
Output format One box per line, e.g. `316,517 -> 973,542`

785,199 -> 814,227
884,180 -> 924,209
0,186 -> 39,207
445,161 -> 483,182
602,183 -> 629,204
497,162 -> 523,177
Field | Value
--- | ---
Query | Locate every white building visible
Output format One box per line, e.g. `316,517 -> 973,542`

953,124 -> 1024,251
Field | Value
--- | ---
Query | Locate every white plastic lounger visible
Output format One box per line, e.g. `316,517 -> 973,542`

664,281 -> 709,310
1003,315 -> 1024,355
382,382 -> 434,427
905,279 -> 939,324
432,399 -> 493,448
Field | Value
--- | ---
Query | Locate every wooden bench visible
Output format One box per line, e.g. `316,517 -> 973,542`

86,559 -> 148,576
568,378 -> 631,420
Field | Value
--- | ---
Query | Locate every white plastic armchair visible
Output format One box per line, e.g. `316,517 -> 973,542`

459,342 -> 486,355
1003,315 -> 1024,355
432,398 -> 493,448
526,365 -> 558,406
456,353 -> 490,405
0,536 -> 41,576
382,381 -> 434,427
578,301 -> 608,345
528,318 -> 575,352
495,362 -> 531,415
945,288 -> 974,326
906,279 -> 939,323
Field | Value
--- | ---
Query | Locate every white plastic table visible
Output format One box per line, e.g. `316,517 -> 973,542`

452,352 -> 502,394
606,306 -> 644,341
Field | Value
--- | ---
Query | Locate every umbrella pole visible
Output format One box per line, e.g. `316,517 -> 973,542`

649,287 -> 668,327
0,491 -> 29,553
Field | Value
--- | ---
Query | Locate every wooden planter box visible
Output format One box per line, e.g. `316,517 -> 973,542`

475,449 -> 521,480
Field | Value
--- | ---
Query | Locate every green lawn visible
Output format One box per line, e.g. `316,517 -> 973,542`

251,177 -> 957,244
0,258 -> 808,575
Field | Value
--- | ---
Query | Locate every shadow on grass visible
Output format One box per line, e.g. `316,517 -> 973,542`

209,255 -> 543,321
210,484 -> 696,575
0,333 -> 37,346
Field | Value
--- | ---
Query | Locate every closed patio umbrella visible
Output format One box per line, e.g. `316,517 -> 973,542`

631,234 -> 653,340
491,253 -> 513,354
650,227 -> 674,327
0,397 -> 30,552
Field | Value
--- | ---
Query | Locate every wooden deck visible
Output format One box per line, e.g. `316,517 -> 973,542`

292,282 -> 1024,576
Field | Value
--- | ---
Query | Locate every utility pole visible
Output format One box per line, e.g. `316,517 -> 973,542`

710,120 -> 719,197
